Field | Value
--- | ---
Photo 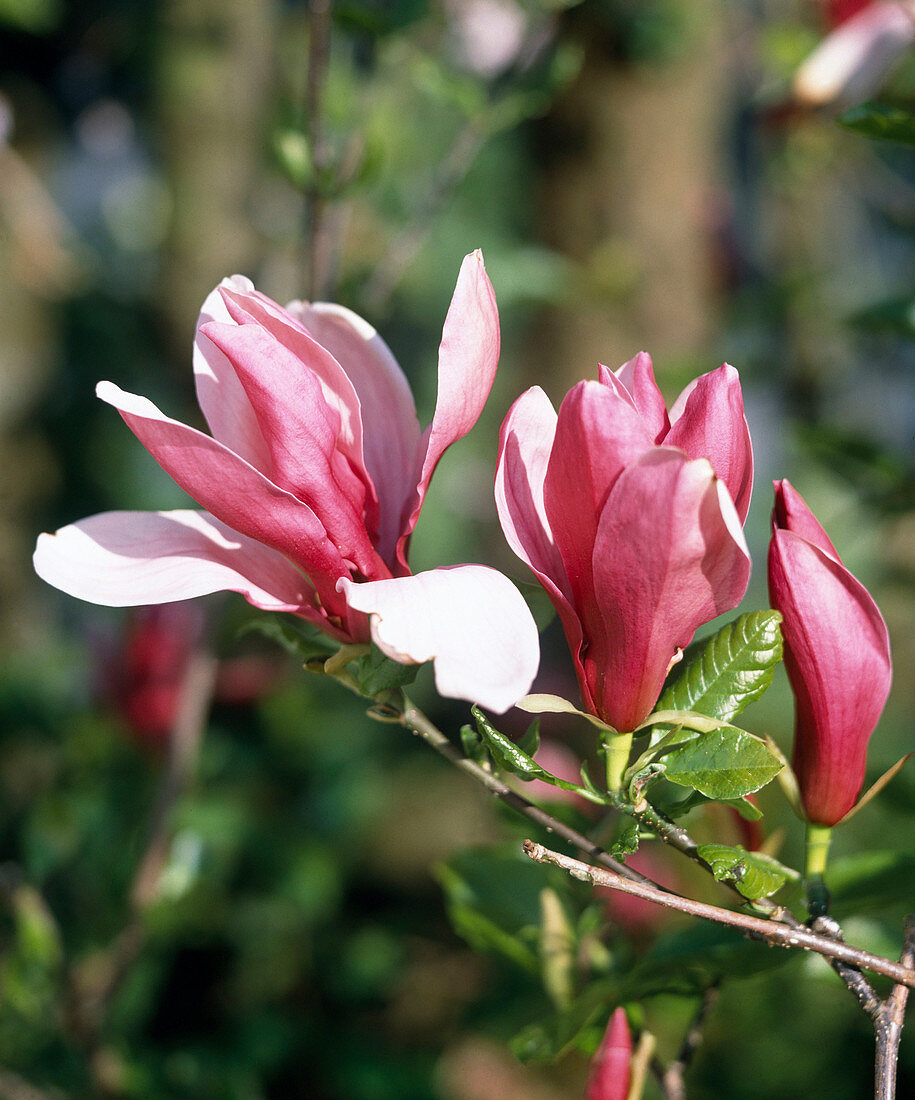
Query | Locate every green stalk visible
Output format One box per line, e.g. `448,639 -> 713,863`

604,731 -> 634,793
805,823 -> 833,918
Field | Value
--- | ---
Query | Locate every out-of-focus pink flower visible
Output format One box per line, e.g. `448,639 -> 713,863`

822,1 -> 878,29
596,846 -> 681,937
768,480 -> 892,826
34,253 -> 539,712
585,1008 -> 632,1100
796,2 -> 915,106
495,355 -> 752,732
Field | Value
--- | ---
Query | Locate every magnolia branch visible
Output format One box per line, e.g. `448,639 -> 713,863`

523,840 -> 915,990
874,916 -> 915,1100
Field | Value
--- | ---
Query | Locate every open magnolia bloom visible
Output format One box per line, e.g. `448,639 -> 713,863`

34,252 -> 539,713
496,355 -> 752,733
768,480 -> 892,826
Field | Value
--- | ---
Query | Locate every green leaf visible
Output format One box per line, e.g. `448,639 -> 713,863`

460,723 -> 488,767
518,718 -> 541,759
838,102 -> 915,145
662,727 -> 783,800
348,646 -> 418,695
655,611 -> 783,729
471,707 -> 608,803
510,979 -> 619,1064
238,615 -> 337,662
827,852 -> 915,916
696,844 -> 789,900
610,819 -> 640,858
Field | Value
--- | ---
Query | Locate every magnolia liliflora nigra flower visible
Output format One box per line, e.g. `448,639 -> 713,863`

495,353 -> 753,733
585,1007 -> 632,1100
768,479 -> 892,826
34,252 -> 539,713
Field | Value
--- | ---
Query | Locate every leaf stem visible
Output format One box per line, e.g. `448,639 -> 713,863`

605,731 -> 634,792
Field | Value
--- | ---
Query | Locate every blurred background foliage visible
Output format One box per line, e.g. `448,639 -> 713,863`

1,0 -> 915,1096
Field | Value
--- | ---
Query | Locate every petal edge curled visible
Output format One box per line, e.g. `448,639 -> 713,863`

340,565 -> 540,713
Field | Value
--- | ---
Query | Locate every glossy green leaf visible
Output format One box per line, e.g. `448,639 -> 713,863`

662,727 -> 783,800
610,819 -> 640,858
838,102 -> 915,145
518,718 -> 541,759
471,707 -> 608,803
696,844 -> 789,900
238,614 -> 337,662
655,611 -> 783,728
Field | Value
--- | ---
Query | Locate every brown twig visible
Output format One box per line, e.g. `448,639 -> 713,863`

396,700 -> 649,886
874,916 -> 915,1100
523,840 -> 915,989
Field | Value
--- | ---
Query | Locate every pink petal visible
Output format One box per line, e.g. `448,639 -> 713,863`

339,565 -> 540,713
586,1008 -> 632,1100
495,385 -> 589,704
769,526 -> 892,826
32,509 -> 343,628
200,319 -> 388,580
587,449 -> 751,732
614,351 -> 670,442
193,277 -> 273,472
665,363 -> 754,523
289,301 -> 422,566
396,251 -> 500,567
772,479 -> 841,562
96,381 -> 351,616
795,1 -> 915,106
543,379 -> 653,615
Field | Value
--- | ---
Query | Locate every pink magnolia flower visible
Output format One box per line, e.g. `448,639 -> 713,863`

585,1007 -> 632,1100
768,480 -> 892,826
495,354 -> 752,732
34,252 -> 539,713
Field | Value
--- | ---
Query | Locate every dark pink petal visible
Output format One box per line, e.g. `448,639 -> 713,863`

614,351 -> 670,442
200,319 -> 388,581
587,449 -> 751,732
97,381 -> 351,616
217,287 -> 371,485
585,1008 -> 632,1100
339,565 -> 540,713
396,251 -> 500,568
768,526 -> 892,826
193,277 -> 273,472
543,380 -> 653,616
32,509 -> 348,633
289,301 -> 423,567
772,478 -> 841,562
666,363 -> 754,522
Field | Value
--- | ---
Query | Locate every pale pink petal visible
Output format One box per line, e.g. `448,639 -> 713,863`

32,509 -> 342,627
772,478 -> 841,562
614,351 -> 670,442
200,320 -> 388,580
665,364 -> 754,523
396,251 -> 500,567
339,565 -> 540,713
795,1 -> 915,106
290,301 -> 422,565
96,381 -> 351,615
588,450 -> 751,731
543,380 -> 653,614
193,277 -> 273,472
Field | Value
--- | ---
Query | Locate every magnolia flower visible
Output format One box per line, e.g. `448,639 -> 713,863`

585,1008 -> 632,1100
768,480 -> 892,826
495,354 -> 752,733
34,252 -> 539,713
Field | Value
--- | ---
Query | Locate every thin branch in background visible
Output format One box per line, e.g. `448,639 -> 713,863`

304,0 -> 334,300
659,984 -> 721,1100
522,839 -> 915,989
874,916 -> 915,1100
67,651 -> 217,1052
